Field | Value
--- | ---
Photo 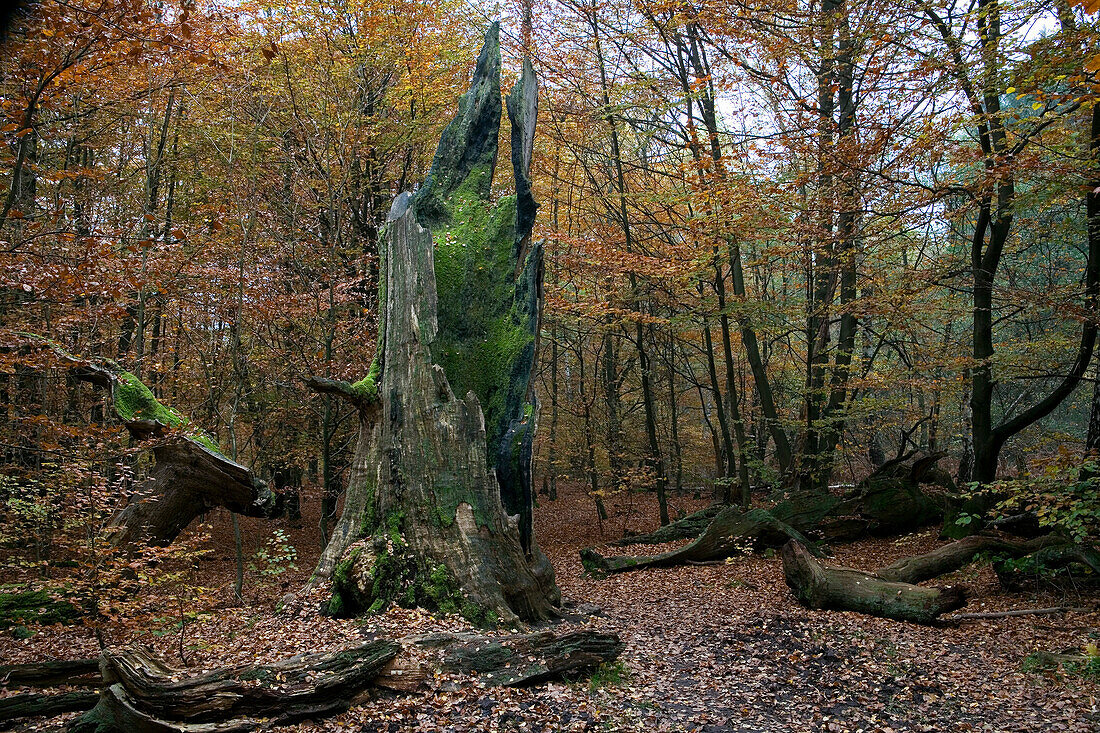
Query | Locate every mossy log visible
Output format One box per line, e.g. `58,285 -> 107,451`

0,691 -> 99,728
993,541 -> 1100,589
0,656 -> 101,686
609,505 -> 724,547
0,588 -> 83,629
876,533 -> 1060,584
24,336 -> 284,547
68,641 -> 401,732
581,507 -> 823,574
414,629 -> 624,687
307,23 -> 559,624
781,540 -> 967,624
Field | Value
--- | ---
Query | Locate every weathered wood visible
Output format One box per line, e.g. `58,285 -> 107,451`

994,542 -> 1100,589
64,629 -> 622,731
23,335 -> 284,548
0,691 -> 99,728
876,533 -> 1059,584
409,629 -> 624,687
581,507 -> 823,574
107,440 -> 284,547
609,505 -> 724,547
68,640 -> 400,732
308,23 -> 559,624
781,540 -> 967,625
948,606 -> 1090,621
0,657 -> 101,686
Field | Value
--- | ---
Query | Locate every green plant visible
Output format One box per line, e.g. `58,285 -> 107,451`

990,450 -> 1100,544
249,529 -> 298,578
589,660 -> 628,690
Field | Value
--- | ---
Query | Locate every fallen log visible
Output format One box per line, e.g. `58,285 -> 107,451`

583,453 -> 953,576
0,691 -> 99,728
994,542 -> 1100,589
0,657 -> 101,687
610,506 -> 724,547
64,629 -> 623,731
948,606 -> 1090,621
781,540 -> 967,625
582,508 -> 822,574
68,640 -> 401,732
876,533 -> 1060,584
416,629 -> 624,686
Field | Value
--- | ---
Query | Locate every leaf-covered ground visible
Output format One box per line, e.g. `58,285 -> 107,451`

4,482 -> 1100,731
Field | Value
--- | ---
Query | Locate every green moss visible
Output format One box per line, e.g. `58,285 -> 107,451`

112,370 -> 229,458
351,357 -> 381,402
0,588 -> 82,628
193,432 -> 221,454
589,660 -> 629,690
429,169 -> 534,455
114,371 -> 185,426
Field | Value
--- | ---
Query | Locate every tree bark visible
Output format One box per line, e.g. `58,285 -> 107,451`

876,533 -> 1059,584
306,25 -> 559,624
63,630 -> 622,732
782,541 -> 968,625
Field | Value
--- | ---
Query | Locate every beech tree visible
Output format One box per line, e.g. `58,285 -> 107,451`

305,23 -> 560,624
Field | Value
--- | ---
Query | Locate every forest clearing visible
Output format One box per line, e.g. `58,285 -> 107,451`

4,0 -> 1100,730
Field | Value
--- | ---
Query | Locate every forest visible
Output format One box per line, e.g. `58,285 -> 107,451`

1,0 -> 1100,729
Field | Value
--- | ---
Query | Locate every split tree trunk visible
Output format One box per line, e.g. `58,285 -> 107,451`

69,641 -> 401,733
307,24 -> 559,624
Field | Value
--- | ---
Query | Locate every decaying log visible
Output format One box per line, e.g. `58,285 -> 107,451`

781,540 -> 967,625
581,508 -> 823,574
610,506 -> 724,547
0,691 -> 99,728
63,628 -> 622,732
68,640 -> 401,732
0,657 -> 101,687
994,542 -> 1100,589
947,606 -> 1090,621
876,533 -> 1059,584
582,453 -> 953,575
22,335 -> 285,548
426,630 -> 624,687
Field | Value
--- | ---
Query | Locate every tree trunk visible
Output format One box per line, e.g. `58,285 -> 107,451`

782,541 -> 968,624
306,25 -> 559,625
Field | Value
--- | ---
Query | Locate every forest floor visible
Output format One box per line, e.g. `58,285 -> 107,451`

4,481 -> 1100,732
